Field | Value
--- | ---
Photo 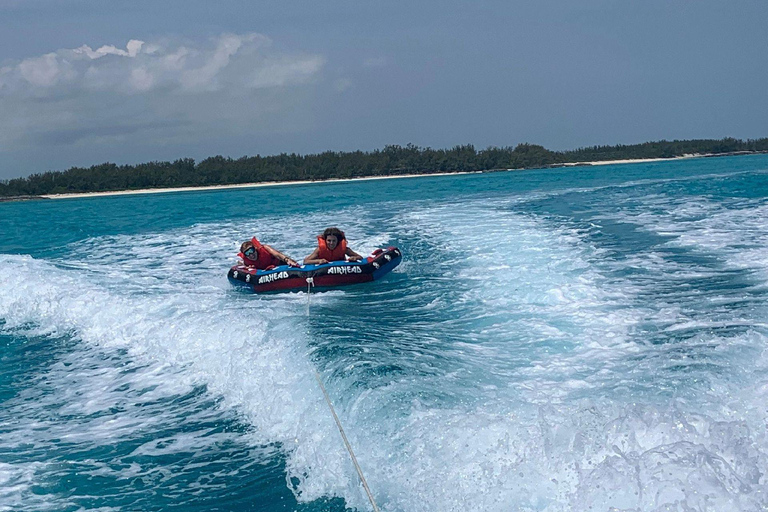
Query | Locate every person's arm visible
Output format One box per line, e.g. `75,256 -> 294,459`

303,247 -> 328,265
263,244 -> 300,267
345,246 -> 363,262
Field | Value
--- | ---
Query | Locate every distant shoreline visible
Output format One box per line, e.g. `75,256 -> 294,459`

36,171 -> 485,200
36,154 -> 701,200
1,150 -> 763,202
3,171 -> 488,202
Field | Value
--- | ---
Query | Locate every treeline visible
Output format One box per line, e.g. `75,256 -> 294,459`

2,137 -> 767,197
564,137 -> 768,162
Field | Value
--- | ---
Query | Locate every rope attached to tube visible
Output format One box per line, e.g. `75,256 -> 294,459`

314,372 -> 380,512
305,276 -> 378,510
306,277 -> 314,315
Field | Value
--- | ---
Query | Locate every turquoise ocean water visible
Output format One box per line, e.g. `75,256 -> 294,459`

2,155 -> 768,511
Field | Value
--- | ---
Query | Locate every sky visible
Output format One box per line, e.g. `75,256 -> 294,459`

0,0 -> 766,179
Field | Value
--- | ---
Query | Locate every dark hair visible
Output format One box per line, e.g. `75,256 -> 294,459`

322,227 -> 345,240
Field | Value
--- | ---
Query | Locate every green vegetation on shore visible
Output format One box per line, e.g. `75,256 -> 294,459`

2,137 -> 767,198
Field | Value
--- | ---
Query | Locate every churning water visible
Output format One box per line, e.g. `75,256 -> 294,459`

2,155 -> 768,511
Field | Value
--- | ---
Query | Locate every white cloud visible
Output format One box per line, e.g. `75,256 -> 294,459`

180,33 -> 250,91
18,52 -> 75,87
130,67 -> 154,92
0,33 -> 326,153
0,33 -> 323,96
249,55 -> 325,89
74,39 -> 144,59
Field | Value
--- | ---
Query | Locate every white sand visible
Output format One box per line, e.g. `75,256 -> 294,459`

578,154 -> 701,166
39,154 -> 704,200
39,171 -> 482,199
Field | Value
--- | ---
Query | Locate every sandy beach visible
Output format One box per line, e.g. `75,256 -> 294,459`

579,154 -> 704,166
38,154 -> 704,200
39,171 -> 484,199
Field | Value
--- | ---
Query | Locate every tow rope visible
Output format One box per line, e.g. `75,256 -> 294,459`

306,277 -> 314,316
314,371 -> 381,512
305,277 -> 380,511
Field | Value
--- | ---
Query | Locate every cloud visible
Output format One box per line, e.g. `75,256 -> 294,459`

0,33 -> 326,155
0,33 -> 323,96
74,39 -> 144,59
17,52 -> 74,87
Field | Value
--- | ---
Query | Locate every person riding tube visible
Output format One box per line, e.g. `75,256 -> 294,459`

239,237 -> 299,269
303,227 -> 363,265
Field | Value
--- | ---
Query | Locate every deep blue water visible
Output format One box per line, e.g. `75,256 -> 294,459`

2,154 -> 768,511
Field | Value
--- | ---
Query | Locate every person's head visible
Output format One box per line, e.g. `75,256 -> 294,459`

240,241 -> 256,258
321,227 -> 345,250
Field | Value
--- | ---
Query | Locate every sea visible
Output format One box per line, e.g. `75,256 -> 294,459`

2,154 -> 768,512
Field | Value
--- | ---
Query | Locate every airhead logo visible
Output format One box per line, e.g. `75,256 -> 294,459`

258,271 -> 289,284
327,266 -> 362,275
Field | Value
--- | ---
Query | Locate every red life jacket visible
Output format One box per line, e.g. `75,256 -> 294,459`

238,237 -> 280,269
317,236 -> 348,262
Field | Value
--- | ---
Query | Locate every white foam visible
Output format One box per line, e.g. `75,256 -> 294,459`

0,462 -> 40,511
348,196 -> 768,510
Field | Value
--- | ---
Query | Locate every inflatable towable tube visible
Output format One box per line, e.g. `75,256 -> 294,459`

228,247 -> 402,293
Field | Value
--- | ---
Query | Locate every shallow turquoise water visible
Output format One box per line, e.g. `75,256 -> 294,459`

2,155 -> 768,511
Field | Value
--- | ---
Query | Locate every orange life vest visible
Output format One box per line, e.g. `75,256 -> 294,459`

317,236 -> 348,262
238,237 -> 280,269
